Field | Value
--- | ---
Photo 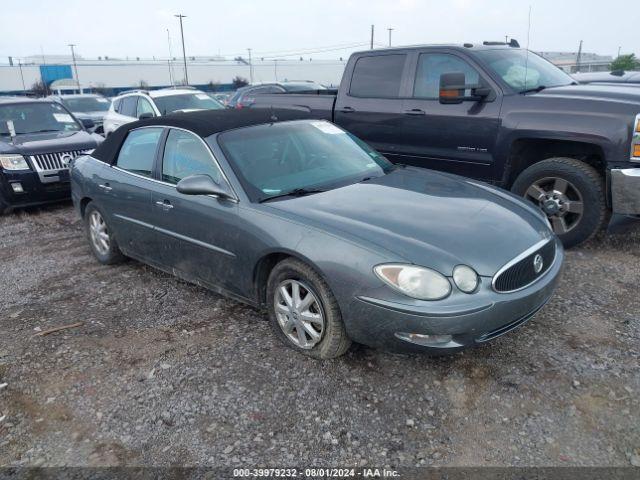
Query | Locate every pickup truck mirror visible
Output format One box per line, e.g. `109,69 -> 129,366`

176,174 -> 233,199
439,72 -> 491,104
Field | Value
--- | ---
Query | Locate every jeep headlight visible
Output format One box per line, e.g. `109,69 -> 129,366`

374,264 -> 452,300
0,154 -> 30,171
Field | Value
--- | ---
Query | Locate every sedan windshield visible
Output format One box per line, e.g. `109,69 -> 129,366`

217,120 -> 394,202
62,96 -> 110,112
153,93 -> 224,115
476,49 -> 575,92
0,102 -> 82,136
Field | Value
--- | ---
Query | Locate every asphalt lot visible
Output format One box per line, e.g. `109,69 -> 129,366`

0,202 -> 639,468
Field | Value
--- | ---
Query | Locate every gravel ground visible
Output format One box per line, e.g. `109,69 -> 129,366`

0,203 -> 639,469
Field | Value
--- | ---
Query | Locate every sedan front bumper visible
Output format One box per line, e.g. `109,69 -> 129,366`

344,239 -> 564,353
611,168 -> 640,216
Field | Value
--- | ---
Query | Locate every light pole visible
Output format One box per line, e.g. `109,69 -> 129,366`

68,44 -> 80,93
175,14 -> 189,85
17,59 -> 26,93
248,48 -> 254,84
387,28 -> 394,47
370,25 -> 375,49
167,28 -> 175,86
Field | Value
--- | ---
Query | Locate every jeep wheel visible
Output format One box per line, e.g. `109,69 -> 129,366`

511,157 -> 607,248
266,258 -> 351,359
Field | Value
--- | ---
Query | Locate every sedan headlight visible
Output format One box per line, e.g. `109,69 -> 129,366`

0,154 -> 30,171
374,264 -> 451,300
452,265 -> 479,293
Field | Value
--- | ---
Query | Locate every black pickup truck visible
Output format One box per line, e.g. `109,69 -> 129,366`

250,42 -> 640,247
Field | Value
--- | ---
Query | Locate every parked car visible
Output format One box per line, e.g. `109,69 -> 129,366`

250,42 -> 640,248
227,81 -> 327,109
103,88 -> 224,136
573,70 -> 640,86
48,93 -> 111,135
0,97 -> 102,214
70,109 -> 563,359
209,92 -> 234,106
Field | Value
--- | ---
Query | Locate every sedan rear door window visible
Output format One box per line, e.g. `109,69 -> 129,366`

116,127 -> 163,177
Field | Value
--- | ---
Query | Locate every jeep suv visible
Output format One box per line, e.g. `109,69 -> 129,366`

103,88 -> 224,136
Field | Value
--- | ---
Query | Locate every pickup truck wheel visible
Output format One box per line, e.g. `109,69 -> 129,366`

84,202 -> 125,264
266,258 -> 351,359
511,157 -> 606,248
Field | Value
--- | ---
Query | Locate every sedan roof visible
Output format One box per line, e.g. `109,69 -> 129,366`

92,108 -> 312,164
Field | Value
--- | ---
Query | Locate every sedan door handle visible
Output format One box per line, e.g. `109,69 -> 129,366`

403,108 -> 426,116
339,106 -> 356,113
98,183 -> 112,192
155,200 -> 174,211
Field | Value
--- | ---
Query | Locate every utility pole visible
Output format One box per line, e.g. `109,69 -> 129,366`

68,44 -> 81,93
166,28 -> 175,86
248,48 -> 254,84
387,28 -> 394,47
17,59 -> 26,93
175,14 -> 189,85
274,59 -> 278,81
617,46 -> 621,58
575,40 -> 583,73
370,25 -> 374,49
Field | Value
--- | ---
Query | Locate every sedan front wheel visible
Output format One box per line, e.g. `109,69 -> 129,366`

266,258 -> 351,359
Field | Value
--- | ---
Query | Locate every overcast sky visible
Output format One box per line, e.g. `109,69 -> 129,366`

1,0 -> 636,60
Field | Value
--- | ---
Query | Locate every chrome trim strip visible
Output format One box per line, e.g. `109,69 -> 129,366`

114,214 -> 235,258
491,238 -> 556,294
154,225 -> 236,257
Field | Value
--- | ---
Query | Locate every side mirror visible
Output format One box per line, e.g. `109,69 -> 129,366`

80,118 -> 95,129
439,72 -> 492,104
439,72 -> 466,104
176,174 -> 233,199
138,112 -> 154,120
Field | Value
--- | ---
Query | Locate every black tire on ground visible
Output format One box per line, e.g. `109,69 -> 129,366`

83,201 -> 125,265
266,258 -> 351,359
511,157 -> 607,248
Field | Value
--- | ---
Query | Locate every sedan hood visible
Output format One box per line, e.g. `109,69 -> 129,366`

267,168 -> 552,276
0,130 -> 102,155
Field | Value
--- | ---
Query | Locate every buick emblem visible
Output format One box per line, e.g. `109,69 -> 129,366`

60,153 -> 73,167
533,254 -> 544,274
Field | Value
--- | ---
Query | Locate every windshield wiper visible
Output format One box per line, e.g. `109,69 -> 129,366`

19,129 -> 63,134
519,85 -> 547,94
259,187 -> 326,203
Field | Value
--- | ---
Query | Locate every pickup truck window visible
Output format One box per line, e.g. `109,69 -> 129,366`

116,127 -> 163,178
476,49 -> 574,91
349,54 -> 407,98
413,54 -> 481,99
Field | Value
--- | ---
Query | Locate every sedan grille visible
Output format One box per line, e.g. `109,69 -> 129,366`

29,150 -> 87,172
493,239 -> 556,293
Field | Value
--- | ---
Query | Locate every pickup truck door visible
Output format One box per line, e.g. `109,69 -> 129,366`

333,53 -> 410,163
399,50 -> 502,181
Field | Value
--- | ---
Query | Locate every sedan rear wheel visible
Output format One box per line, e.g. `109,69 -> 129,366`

267,258 -> 351,359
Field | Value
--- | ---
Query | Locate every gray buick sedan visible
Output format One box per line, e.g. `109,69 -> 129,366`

70,109 -> 564,359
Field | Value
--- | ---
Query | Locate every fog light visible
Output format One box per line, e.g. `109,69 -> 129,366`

395,332 -> 455,347
11,182 -> 24,193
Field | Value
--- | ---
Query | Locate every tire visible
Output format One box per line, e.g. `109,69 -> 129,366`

266,258 -> 351,359
511,157 -> 607,248
84,202 -> 125,265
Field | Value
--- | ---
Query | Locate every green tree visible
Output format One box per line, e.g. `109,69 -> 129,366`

610,53 -> 640,71
232,76 -> 249,89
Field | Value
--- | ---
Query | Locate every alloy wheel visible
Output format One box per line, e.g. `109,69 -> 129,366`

274,279 -> 325,349
89,210 -> 111,256
525,176 -> 584,235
